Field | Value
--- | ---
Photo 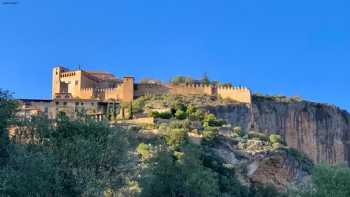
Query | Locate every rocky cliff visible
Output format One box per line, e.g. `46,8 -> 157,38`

207,95 -> 350,165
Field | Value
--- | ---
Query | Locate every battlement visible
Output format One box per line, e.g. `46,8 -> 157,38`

60,71 -> 77,78
217,85 -> 251,103
81,88 -> 94,92
182,84 -> 211,88
217,85 -> 249,91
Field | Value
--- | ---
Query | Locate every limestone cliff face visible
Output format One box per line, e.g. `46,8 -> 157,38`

207,96 -> 350,165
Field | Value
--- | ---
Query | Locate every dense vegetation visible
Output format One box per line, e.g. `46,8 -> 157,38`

1,89 -> 350,196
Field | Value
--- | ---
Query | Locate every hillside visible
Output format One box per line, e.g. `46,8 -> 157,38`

2,91 -> 350,196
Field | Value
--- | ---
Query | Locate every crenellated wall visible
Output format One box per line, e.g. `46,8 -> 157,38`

217,86 -> 251,104
100,85 -> 124,100
79,88 -> 94,99
134,83 -> 252,104
167,84 -> 214,96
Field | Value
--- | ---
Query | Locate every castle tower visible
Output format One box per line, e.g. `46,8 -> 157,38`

122,76 -> 134,103
52,66 -> 67,98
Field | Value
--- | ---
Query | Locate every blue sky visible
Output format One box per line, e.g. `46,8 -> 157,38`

0,0 -> 349,110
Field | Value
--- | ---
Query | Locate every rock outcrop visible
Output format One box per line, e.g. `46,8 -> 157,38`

211,136 -> 312,192
207,95 -> 350,165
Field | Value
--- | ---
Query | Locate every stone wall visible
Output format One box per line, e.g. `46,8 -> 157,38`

103,86 -> 123,100
134,84 -> 169,97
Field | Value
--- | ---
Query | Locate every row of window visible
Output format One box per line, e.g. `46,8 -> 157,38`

55,102 -> 95,106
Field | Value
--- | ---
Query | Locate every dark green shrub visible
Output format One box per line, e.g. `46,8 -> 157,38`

189,110 -> 205,121
295,163 -> 350,197
249,184 -> 287,197
203,114 -> 225,128
158,112 -> 172,119
149,111 -> 173,119
175,110 -> 187,120
165,128 -> 188,149
202,127 -> 219,145
247,131 -> 268,141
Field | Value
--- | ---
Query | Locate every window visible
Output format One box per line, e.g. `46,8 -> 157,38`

75,80 -> 79,86
55,102 -> 59,105
63,102 -> 67,106
81,103 -> 84,106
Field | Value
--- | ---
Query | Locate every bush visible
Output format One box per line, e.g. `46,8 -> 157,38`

169,120 -> 191,130
248,131 -> 268,141
269,134 -> 282,144
137,143 -> 151,160
249,184 -> 286,197
158,112 -> 172,119
175,110 -> 187,120
203,114 -> 225,128
165,128 -> 188,149
233,126 -> 242,136
149,111 -> 173,119
148,111 -> 159,118
202,127 -> 219,144
132,96 -> 146,113
189,110 -> 205,121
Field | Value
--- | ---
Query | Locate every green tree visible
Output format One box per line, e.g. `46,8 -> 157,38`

0,89 -> 17,167
132,96 -> 146,113
1,113 -> 131,196
296,163 -> 350,197
165,128 -> 188,150
170,76 -> 193,85
249,184 -> 286,197
140,149 -> 180,197
140,145 -> 220,197
0,146 -> 63,196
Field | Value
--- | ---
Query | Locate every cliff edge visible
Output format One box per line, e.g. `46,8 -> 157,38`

207,95 -> 350,165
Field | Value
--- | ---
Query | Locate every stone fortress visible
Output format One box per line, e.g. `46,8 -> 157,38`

52,66 -> 251,103
18,66 -> 251,120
